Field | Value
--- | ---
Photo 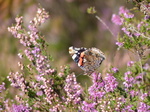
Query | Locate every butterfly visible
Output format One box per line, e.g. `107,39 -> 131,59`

69,46 -> 106,74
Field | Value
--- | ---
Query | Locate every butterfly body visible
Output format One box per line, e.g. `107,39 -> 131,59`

69,46 -> 106,73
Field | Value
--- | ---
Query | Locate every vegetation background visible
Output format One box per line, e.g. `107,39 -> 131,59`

0,0 -> 141,92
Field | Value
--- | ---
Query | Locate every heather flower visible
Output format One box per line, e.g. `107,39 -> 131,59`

112,67 -> 119,73
116,42 -> 124,47
7,17 -> 23,37
134,32 -> 140,37
135,73 -> 144,84
18,53 -> 23,59
137,102 -> 150,112
81,101 -> 97,112
36,91 -> 43,96
122,27 -> 132,37
127,61 -> 134,67
124,13 -> 134,18
64,73 -> 82,104
121,105 -> 134,112
119,6 -> 129,15
88,73 -> 105,99
137,22 -> 144,30
41,78 -> 58,105
8,8 -> 54,78
7,72 -> 27,92
123,71 -> 135,89
104,73 -> 118,92
129,90 -> 138,97
144,15 -> 150,20
115,97 -> 126,111
0,82 -> 5,93
49,104 -> 65,112
11,104 -> 31,112
119,6 -> 134,18
111,14 -> 124,25
143,63 -> 149,70
140,93 -> 148,100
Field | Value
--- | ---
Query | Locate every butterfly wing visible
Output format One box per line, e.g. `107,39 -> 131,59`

69,46 -> 105,73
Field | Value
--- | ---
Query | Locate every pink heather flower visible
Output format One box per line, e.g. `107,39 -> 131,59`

122,27 -> 132,37
104,73 -> 118,92
7,72 -> 27,92
36,91 -> 43,96
119,6 -> 129,15
0,82 -> 5,93
127,61 -> 134,67
144,15 -> 150,20
121,105 -> 134,112
112,67 -> 119,73
82,101 -> 97,112
137,102 -> 150,112
129,90 -> 138,97
18,53 -> 23,59
64,73 -> 82,104
135,73 -> 144,84
124,71 -> 132,76
140,93 -> 148,100
49,104 -> 65,112
24,49 -> 34,61
124,13 -> 134,18
43,80 -> 58,105
111,14 -> 123,25
119,6 -> 134,18
11,104 -> 31,112
88,73 -> 105,99
116,42 -> 124,47
123,71 -> 135,88
143,63 -> 149,70
137,22 -> 144,30
134,33 -> 140,37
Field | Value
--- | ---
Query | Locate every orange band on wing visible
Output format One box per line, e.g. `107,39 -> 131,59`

78,52 -> 84,66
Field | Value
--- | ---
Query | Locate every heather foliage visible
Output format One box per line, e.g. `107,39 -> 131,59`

0,1 -> 150,112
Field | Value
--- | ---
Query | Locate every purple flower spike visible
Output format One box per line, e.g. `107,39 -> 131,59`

88,73 -> 105,99
116,42 -> 124,47
64,73 -> 83,104
119,6 -> 134,18
11,104 -> 31,112
82,101 -> 98,112
104,73 -> 118,92
138,102 -> 150,112
112,67 -> 119,73
111,14 -> 124,25
127,61 -> 134,67
0,82 -> 5,93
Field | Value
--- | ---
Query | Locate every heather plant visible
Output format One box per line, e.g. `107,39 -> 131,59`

0,1 -> 150,112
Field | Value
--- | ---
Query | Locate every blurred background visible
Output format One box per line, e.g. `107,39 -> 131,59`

0,0 -> 135,86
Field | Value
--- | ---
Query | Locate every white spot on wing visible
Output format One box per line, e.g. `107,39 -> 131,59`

72,54 -> 77,60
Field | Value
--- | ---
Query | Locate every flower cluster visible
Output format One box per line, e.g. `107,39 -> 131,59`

88,73 -> 105,100
81,101 -> 97,112
123,71 -> 134,89
112,4 -> 150,53
111,6 -> 134,26
64,73 -> 83,104
7,7 -> 59,111
7,72 -> 27,92
11,104 -> 31,112
104,73 -> 118,92
0,82 -> 5,93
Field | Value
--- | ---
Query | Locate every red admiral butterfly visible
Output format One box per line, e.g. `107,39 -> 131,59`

69,46 -> 106,73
